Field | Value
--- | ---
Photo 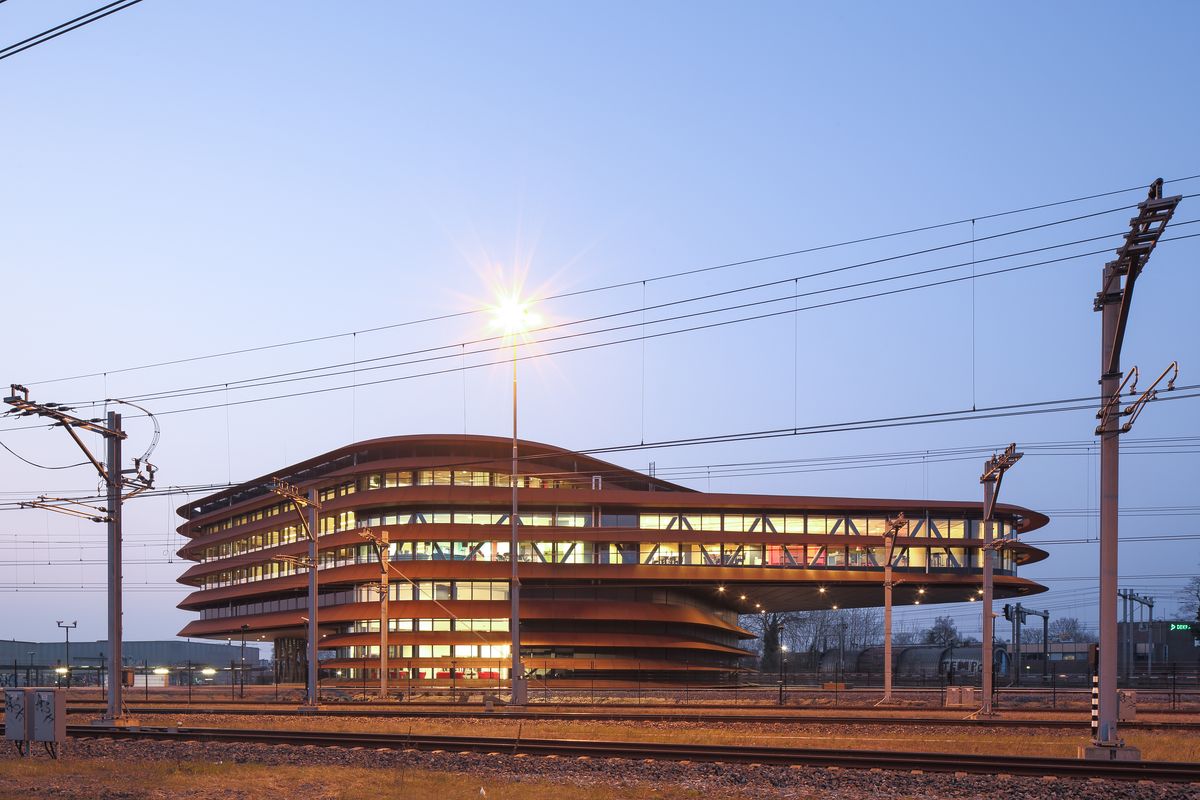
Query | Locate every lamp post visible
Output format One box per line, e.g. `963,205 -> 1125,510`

491,290 -> 539,705
27,651 -> 34,687
56,621 -> 76,689
777,626 -> 787,706
239,624 -> 249,699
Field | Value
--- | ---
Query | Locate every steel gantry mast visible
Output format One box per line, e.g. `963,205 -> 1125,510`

357,527 -> 391,699
1085,178 -> 1182,760
3,385 -> 156,725
270,478 -> 322,708
879,512 -> 907,705
979,443 -> 1021,717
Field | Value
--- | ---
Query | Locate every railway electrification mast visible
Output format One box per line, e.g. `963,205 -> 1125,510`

879,512 -> 907,705
3,385 -> 157,725
979,443 -> 1021,717
270,478 -> 322,708
1085,178 -> 1182,760
357,527 -> 391,699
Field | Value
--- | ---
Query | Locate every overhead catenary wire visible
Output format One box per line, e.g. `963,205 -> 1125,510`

0,440 -> 89,470
1,390 -> 1199,516
20,228 -> 1200,427
0,432 -> 1197,503
25,175 -> 1200,388
64,217 -> 1194,410
2,441 -> 1199,516
0,0 -> 145,63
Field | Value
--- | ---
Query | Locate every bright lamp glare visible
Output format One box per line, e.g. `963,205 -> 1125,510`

489,293 -> 540,336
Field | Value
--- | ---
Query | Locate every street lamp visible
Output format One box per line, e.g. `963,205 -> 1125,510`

239,624 -> 249,699
56,620 -> 77,689
777,621 -> 787,706
490,289 -> 540,706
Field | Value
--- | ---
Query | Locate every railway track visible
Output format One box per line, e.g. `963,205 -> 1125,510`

67,724 -> 1200,783
62,704 -> 1200,730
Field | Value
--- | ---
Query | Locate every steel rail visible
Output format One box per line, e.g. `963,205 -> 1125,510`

62,704 -> 1200,730
66,724 -> 1200,782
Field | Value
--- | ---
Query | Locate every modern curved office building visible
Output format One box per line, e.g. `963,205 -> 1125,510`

175,434 -> 1049,687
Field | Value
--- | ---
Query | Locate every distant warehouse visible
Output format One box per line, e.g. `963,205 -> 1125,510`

174,434 -> 1048,687
0,638 -> 260,677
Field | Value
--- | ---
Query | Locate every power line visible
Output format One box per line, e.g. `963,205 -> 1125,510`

0,440 -> 89,470
21,229 -> 1198,427
2,389 -> 1199,517
1023,534 -> 1200,545
1,433 -> 1196,502
2,439 -> 1198,517
0,388 -> 1195,513
26,175 -> 1200,387
0,0 -> 145,63
74,218 -> 1188,410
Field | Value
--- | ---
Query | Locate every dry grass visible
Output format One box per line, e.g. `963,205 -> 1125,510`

0,758 -> 720,800
83,712 -> 1200,763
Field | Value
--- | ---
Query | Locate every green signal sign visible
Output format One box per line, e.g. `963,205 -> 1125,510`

1169,623 -> 1193,632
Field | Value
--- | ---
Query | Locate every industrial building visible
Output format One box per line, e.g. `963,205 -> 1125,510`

174,434 -> 1048,687
0,639 -> 261,687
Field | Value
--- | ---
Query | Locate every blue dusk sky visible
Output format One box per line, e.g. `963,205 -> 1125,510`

1,2 -> 1197,646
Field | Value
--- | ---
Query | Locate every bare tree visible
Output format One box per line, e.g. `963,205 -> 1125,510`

1049,616 -> 1096,643
1020,627 -> 1043,645
893,620 -> 921,646
740,611 -> 786,667
741,608 -> 883,669
1179,575 -> 1200,622
922,616 -> 960,646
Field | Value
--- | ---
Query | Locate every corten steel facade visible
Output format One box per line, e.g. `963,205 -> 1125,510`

175,435 -> 1049,687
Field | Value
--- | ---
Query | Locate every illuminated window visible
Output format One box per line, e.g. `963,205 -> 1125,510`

385,471 -> 413,488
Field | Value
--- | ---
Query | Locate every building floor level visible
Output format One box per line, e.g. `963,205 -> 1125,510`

174,434 -> 1049,686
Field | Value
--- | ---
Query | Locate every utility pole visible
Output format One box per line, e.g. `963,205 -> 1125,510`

357,527 -> 391,699
979,443 -> 1021,716
4,386 -> 155,726
56,621 -> 76,689
271,478 -> 322,708
879,512 -> 906,704
1087,178 -> 1182,760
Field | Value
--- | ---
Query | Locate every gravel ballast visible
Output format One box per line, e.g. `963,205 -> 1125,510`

30,735 -> 1199,800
